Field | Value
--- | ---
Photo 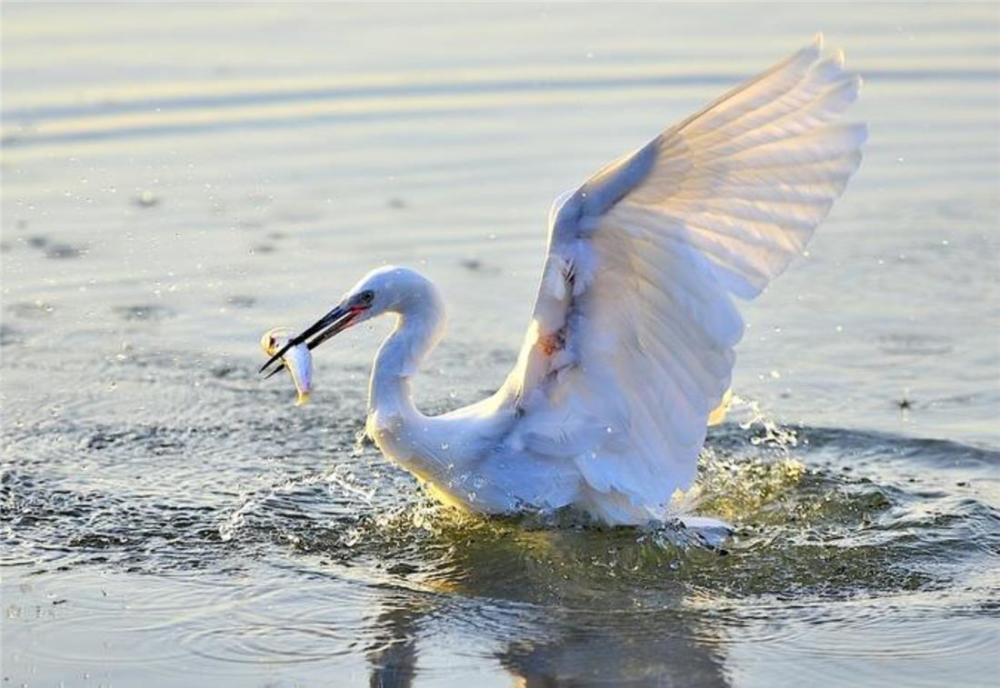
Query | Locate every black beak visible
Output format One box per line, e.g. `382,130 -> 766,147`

258,302 -> 362,376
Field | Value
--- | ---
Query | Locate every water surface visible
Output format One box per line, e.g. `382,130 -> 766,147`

2,3 -> 999,686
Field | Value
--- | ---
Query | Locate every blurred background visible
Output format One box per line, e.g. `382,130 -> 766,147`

2,3 -> 998,687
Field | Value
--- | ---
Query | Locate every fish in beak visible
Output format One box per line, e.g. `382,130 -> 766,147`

260,328 -> 314,406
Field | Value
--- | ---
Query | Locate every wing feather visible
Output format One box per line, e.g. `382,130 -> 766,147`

497,36 -> 865,521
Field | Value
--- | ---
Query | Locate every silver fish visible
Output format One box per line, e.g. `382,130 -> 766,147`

260,327 -> 313,406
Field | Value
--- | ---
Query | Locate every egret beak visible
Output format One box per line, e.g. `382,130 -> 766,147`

258,301 -> 366,375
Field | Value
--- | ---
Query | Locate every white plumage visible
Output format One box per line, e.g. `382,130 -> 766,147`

261,35 -> 866,525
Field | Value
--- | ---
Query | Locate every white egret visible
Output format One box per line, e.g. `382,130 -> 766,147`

261,35 -> 865,525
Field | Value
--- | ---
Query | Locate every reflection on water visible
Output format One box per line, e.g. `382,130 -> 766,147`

2,2 -> 999,687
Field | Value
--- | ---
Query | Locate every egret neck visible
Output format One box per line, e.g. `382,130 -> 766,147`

364,273 -> 448,481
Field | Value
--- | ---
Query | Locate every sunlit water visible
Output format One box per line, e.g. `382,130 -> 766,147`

2,3 -> 999,687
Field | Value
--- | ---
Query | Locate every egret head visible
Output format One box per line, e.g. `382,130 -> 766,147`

341,265 -> 437,321
258,266 -> 438,374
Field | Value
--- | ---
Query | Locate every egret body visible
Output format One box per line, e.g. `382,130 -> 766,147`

261,36 -> 866,525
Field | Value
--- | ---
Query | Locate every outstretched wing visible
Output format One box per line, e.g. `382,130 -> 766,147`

497,35 -> 865,517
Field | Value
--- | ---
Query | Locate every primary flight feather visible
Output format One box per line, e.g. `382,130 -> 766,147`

260,35 -> 866,525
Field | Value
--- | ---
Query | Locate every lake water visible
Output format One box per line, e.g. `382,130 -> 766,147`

2,3 -> 998,686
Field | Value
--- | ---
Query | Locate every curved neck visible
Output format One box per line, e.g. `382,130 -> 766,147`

367,288 -> 446,419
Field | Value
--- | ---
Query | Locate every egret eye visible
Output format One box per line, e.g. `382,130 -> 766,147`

359,290 -> 375,305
